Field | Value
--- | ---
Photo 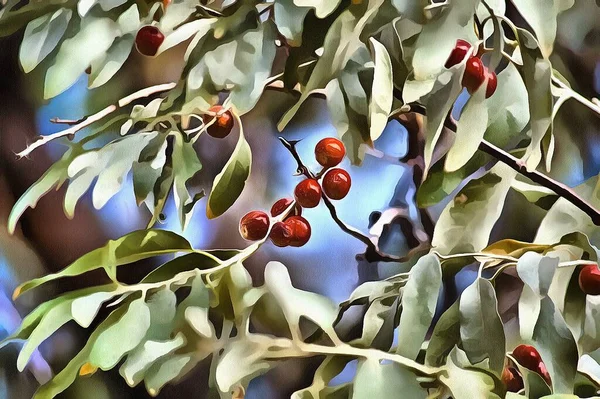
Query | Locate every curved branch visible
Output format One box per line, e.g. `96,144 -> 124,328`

16,82 -> 177,159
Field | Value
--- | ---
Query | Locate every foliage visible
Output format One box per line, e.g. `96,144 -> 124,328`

2,0 -> 600,398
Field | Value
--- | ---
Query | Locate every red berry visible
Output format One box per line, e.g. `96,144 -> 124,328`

502,367 -> 524,393
462,56 -> 485,94
294,179 -> 322,208
269,222 -> 293,247
511,345 -> 551,385
270,198 -> 302,218
285,216 -> 311,247
322,168 -> 351,200
315,137 -> 346,168
445,39 -> 472,68
239,211 -> 269,241
135,26 -> 165,57
580,264 -> 600,295
485,69 -> 498,98
203,105 -> 234,139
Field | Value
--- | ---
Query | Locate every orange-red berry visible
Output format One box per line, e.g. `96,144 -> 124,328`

239,211 -> 269,241
269,221 -> 293,247
270,198 -> 302,218
135,26 -> 164,57
203,105 -> 234,139
322,168 -> 351,200
294,179 -> 322,208
315,137 -> 345,168
579,264 -> 600,295
485,69 -> 498,98
462,56 -> 485,94
285,216 -> 311,247
445,39 -> 472,68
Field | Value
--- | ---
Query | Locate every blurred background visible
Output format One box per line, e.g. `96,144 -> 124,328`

0,1 -> 599,398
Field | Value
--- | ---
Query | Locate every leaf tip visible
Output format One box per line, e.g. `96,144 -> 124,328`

79,362 -> 98,376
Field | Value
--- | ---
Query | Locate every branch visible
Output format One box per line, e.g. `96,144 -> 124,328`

405,103 -> 600,226
16,82 -> 177,159
278,137 -> 430,263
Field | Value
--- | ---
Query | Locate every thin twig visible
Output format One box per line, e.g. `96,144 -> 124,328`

16,82 -> 177,159
278,137 -> 430,263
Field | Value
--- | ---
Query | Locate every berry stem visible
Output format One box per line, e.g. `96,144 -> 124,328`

278,137 -> 430,263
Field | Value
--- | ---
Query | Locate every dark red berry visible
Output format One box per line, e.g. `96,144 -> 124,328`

135,26 -> 165,57
322,168 -> 351,200
462,56 -> 485,94
502,367 -> 524,392
579,264 -> 600,295
285,216 -> 311,247
445,39 -> 472,68
85,66 -> 91,75
270,198 -> 302,218
203,105 -> 234,139
294,179 -> 322,208
485,69 -> 498,98
315,137 -> 346,168
512,345 -> 551,385
239,211 -> 269,241
269,222 -> 293,247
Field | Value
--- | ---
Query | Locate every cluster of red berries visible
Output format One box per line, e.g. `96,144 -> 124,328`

445,39 -> 497,98
201,105 -> 235,139
239,138 -> 351,247
502,344 -> 551,392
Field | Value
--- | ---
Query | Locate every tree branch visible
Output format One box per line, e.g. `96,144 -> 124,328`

405,103 -> 600,226
278,137 -> 430,262
16,82 -> 177,159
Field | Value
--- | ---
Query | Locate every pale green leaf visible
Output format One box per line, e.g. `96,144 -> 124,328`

432,163 -> 516,254
293,0 -> 342,18
445,83 -> 489,172
273,0 -> 309,45
368,38 -> 393,141
88,34 -> 134,88
459,278 -> 506,373
396,254 -> 442,360
19,8 -> 72,73
44,16 -> 118,98
352,358 -> 426,399
89,298 -> 151,370
172,132 -> 203,229
144,354 -> 197,396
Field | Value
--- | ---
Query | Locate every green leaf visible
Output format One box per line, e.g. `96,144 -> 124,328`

144,353 -> 197,396
0,0 -> 71,38
367,38 -> 393,141
263,261 -> 338,341
273,0 -> 310,46
431,163 -> 516,254
425,301 -> 460,367
293,0 -> 342,18
14,229 -> 192,297
291,356 -> 351,398
532,297 -> 578,393
445,83 -> 489,172
438,347 -> 502,399
65,132 -> 159,217
78,0 -> 127,16
88,34 -> 134,88
71,291 -> 117,328
535,176 -> 600,245
172,132 -> 203,229
517,252 -> 559,297
19,8 -> 72,73
44,16 -> 119,98
517,28 -> 553,171
89,297 -> 151,370
352,358 -> 427,399
141,251 -> 234,284
206,119 -> 252,219
511,0 -> 575,58
158,18 -> 214,55
459,277 -> 506,373
411,0 -> 478,79
417,62 -> 529,207
120,333 -> 186,388
8,147 -> 79,234
396,254 -> 442,360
